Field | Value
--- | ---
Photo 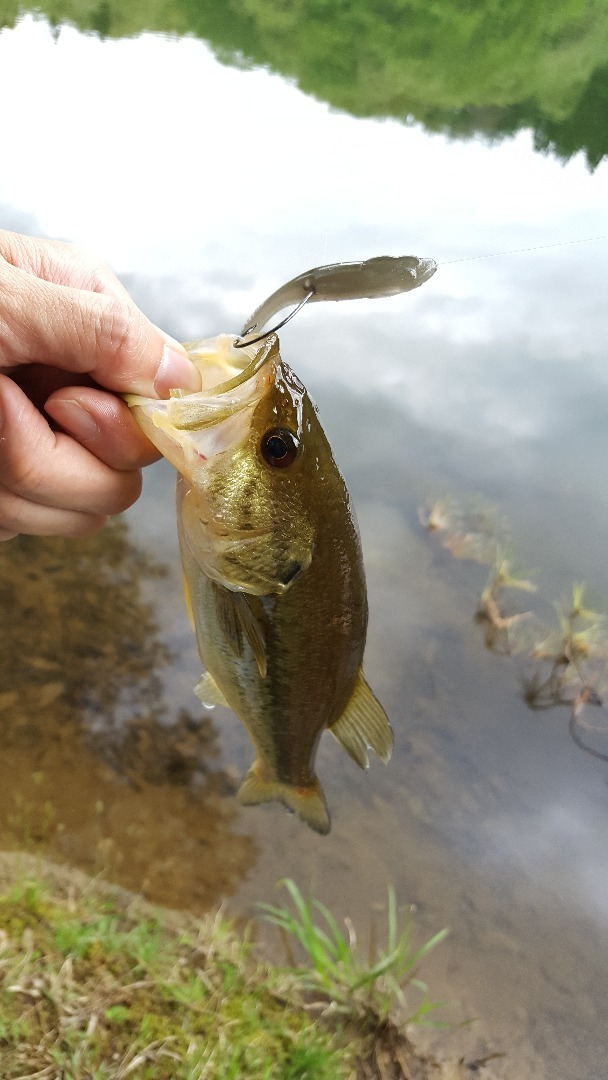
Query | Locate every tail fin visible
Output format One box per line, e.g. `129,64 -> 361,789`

237,763 -> 331,835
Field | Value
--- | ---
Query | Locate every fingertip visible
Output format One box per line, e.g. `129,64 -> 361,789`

89,297 -> 201,398
65,513 -> 111,539
153,342 -> 201,397
46,387 -> 162,470
45,398 -> 100,442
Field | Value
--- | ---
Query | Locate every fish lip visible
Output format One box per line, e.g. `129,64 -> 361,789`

184,333 -> 280,397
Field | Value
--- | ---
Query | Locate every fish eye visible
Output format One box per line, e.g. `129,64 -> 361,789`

260,427 -> 300,468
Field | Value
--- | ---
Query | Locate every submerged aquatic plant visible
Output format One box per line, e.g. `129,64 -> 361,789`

259,878 -> 447,1030
476,551 -> 537,655
421,497 -> 608,760
418,495 -> 508,566
522,584 -> 608,758
420,496 -> 537,653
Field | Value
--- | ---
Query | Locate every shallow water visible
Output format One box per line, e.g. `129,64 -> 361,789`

1,10 -> 608,1078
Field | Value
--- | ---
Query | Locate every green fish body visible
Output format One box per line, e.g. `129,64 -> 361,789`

128,333 -> 392,833
126,255 -> 436,832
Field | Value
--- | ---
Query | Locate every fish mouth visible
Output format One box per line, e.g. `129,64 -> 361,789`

181,333 -> 279,397
124,334 -> 281,472
162,334 -> 281,435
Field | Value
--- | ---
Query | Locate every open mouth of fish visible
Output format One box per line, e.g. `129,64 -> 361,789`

124,334 -> 279,473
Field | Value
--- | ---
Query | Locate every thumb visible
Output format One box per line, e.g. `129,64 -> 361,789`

0,260 -> 200,398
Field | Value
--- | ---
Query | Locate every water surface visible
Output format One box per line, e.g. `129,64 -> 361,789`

1,11 -> 608,1078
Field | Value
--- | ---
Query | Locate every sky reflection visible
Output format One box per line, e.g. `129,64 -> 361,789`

2,16 -> 606,451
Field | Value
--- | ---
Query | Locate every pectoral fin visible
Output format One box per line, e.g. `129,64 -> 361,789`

233,592 -> 268,678
213,585 -> 268,678
329,671 -> 393,769
213,583 -> 239,651
194,671 -> 229,710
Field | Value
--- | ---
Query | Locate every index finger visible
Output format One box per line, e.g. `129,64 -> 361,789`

0,259 -> 200,398
0,228 -> 134,302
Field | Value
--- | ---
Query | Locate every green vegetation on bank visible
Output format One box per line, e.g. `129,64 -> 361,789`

1,0 -> 607,167
260,878 -> 447,1029
0,856 -> 449,1079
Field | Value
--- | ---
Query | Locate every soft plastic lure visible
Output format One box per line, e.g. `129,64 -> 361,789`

236,255 -> 437,345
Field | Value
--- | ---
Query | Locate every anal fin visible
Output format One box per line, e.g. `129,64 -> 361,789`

329,670 -> 393,769
194,671 -> 230,711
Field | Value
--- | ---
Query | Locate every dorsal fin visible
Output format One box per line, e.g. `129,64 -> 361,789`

329,671 -> 393,769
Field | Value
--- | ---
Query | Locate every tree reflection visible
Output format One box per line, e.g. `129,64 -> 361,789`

0,519 -> 257,911
4,0 -> 608,167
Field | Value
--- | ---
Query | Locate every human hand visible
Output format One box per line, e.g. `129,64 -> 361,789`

0,229 -> 200,541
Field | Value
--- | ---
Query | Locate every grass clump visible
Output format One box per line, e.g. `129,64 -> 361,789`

0,859 -> 351,1080
260,879 -> 448,1029
0,857 -> 452,1079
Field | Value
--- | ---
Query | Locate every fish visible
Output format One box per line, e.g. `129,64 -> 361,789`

126,255 -> 436,833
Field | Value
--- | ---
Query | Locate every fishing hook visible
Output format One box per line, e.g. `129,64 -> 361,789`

233,289 -> 315,348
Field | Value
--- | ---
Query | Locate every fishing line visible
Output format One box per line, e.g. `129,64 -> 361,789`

439,234 -> 608,266
233,237 -> 607,347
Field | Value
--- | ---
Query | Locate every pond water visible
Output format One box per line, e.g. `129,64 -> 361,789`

1,9 -> 608,1078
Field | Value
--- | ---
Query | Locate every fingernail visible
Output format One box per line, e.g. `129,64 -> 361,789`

48,399 -> 100,441
154,344 -> 201,397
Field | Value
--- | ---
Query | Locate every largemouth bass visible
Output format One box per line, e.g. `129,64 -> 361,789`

127,255 -> 436,833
